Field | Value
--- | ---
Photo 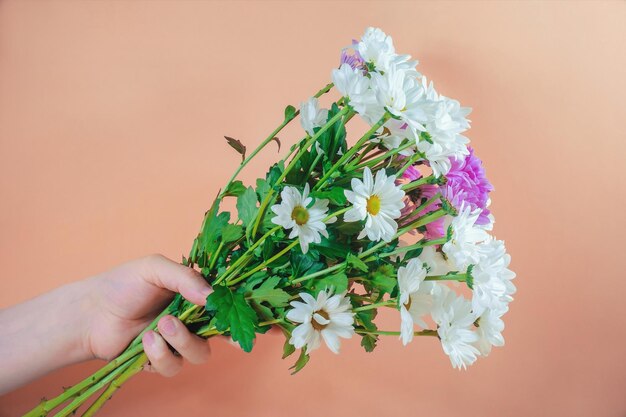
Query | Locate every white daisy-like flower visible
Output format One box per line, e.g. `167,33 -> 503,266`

357,27 -> 396,72
331,63 -> 376,117
397,258 -> 434,345
442,204 -> 490,269
344,167 -> 405,242
371,67 -> 427,134
431,285 -> 480,370
357,27 -> 419,75
375,118 -> 417,154
300,97 -> 328,136
286,289 -> 355,354
471,239 -> 516,315
474,307 -> 506,356
271,184 -> 335,254
420,246 -> 455,276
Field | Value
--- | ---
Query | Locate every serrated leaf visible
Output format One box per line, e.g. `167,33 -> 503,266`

360,333 -> 378,352
236,186 -> 258,227
347,253 -> 369,272
221,224 -> 243,243
223,180 -> 247,198
356,309 -> 378,331
311,187 -> 347,205
306,271 -> 348,294
369,264 -> 397,294
224,136 -> 246,162
282,338 -> 296,359
289,349 -> 310,375
247,276 -> 290,308
205,286 -> 258,352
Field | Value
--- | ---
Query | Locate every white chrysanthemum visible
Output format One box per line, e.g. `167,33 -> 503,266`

373,118 -> 417,154
398,258 -> 434,345
431,285 -> 480,370
286,290 -> 355,354
300,97 -> 328,136
331,63 -> 376,116
420,246 -> 455,276
357,27 -> 419,75
416,77 -> 471,177
471,239 -> 516,315
371,67 -> 427,133
442,205 -> 490,269
271,184 -> 335,254
357,27 -> 396,72
474,307 -> 506,356
344,167 -> 405,242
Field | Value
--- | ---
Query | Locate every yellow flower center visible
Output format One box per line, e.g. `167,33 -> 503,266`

291,205 -> 309,226
311,309 -> 330,331
366,195 -> 381,215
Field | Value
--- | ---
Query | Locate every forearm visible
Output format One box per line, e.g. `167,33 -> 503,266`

0,279 -> 95,394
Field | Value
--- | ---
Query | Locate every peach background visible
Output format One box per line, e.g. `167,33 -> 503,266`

1,1 -> 625,416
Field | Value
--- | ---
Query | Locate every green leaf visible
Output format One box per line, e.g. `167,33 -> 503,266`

282,338 -> 296,359
356,309 -> 377,331
368,264 -> 397,294
205,286 -> 258,352
306,271 -> 348,294
311,187 -> 347,205
237,186 -> 259,227
197,195 -> 229,260
284,105 -> 297,122
347,253 -> 369,272
221,224 -> 243,243
289,349 -> 310,375
404,247 -> 423,260
223,180 -> 247,198
224,136 -> 246,162
255,178 -> 271,201
247,276 -> 290,308
360,333 -> 378,352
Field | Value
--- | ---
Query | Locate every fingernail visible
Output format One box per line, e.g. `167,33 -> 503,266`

198,286 -> 212,299
144,331 -> 155,346
160,317 -> 176,336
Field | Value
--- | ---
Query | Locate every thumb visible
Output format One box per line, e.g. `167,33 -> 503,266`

141,254 -> 212,306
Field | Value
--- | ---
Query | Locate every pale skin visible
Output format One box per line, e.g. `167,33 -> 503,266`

0,254 -> 213,395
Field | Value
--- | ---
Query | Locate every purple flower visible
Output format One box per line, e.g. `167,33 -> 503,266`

442,148 -> 493,225
340,41 -> 365,71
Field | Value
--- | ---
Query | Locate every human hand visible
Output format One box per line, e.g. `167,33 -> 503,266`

86,254 -> 212,377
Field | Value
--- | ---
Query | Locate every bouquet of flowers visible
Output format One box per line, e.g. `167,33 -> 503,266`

25,27 -> 515,417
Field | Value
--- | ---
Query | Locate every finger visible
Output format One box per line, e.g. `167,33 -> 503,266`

142,330 -> 183,377
142,254 -> 212,305
158,316 -> 211,365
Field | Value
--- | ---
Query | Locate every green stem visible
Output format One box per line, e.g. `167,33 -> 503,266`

395,150 -> 424,178
351,140 -> 414,171
251,106 -> 352,237
355,329 -> 438,337
401,175 -> 436,192
213,225 -> 282,285
77,354 -> 148,417
347,142 -> 378,168
425,272 -> 467,282
353,300 -> 396,312
219,82 -> 334,200
375,237 -> 447,260
314,112 -> 391,191
22,343 -> 145,417
52,355 -> 140,417
226,240 -> 299,286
